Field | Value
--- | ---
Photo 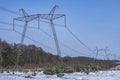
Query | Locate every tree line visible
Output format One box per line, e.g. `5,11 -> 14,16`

0,39 -> 117,70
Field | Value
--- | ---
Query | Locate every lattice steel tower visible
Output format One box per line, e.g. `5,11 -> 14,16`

13,5 -> 66,57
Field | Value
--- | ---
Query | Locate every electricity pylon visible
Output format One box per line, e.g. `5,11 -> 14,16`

94,47 -> 110,60
13,5 -> 66,57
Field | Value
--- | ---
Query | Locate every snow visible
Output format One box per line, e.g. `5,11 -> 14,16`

0,70 -> 120,80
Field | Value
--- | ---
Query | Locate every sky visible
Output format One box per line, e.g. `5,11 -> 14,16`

0,0 -> 120,60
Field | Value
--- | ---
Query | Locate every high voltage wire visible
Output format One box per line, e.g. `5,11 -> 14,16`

0,7 -> 92,53
65,27 -> 94,54
40,20 -> 94,54
0,21 -> 90,57
39,28 -> 90,56
0,21 -> 39,29
14,30 -> 72,56
0,21 -> 78,56
38,29 -> 91,57
0,7 -> 22,15
0,28 -> 12,31
0,7 -> 119,60
0,7 -> 105,58
0,6 -> 95,56
14,30 -> 56,52
14,30 -> 55,51
38,19 -> 65,28
0,28 -> 68,55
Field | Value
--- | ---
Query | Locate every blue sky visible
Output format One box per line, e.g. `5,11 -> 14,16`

0,0 -> 120,60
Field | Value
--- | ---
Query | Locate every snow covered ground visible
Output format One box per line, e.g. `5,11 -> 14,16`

0,70 -> 120,80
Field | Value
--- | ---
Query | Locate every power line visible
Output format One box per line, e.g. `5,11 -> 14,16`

1,7 -> 120,60
0,21 -> 91,57
37,27 -> 91,56
65,27 -> 94,53
0,7 -> 119,59
0,7 -> 98,57
0,7 -> 91,56
0,28 -> 12,31
0,7 -> 22,15
14,30 -> 73,56
0,21 -> 39,29
39,28 -> 91,56
14,30 -> 56,51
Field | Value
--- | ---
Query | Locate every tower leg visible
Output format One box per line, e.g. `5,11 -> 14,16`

50,19 -> 61,57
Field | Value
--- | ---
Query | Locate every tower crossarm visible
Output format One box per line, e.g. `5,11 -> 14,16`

14,14 -> 65,22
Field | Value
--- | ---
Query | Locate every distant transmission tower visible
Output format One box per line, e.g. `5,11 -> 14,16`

13,5 -> 66,57
94,47 -> 110,60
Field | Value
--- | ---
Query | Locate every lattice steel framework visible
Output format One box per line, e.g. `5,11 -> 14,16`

13,5 -> 66,57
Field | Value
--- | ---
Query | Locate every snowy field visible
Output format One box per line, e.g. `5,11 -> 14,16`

0,70 -> 120,80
